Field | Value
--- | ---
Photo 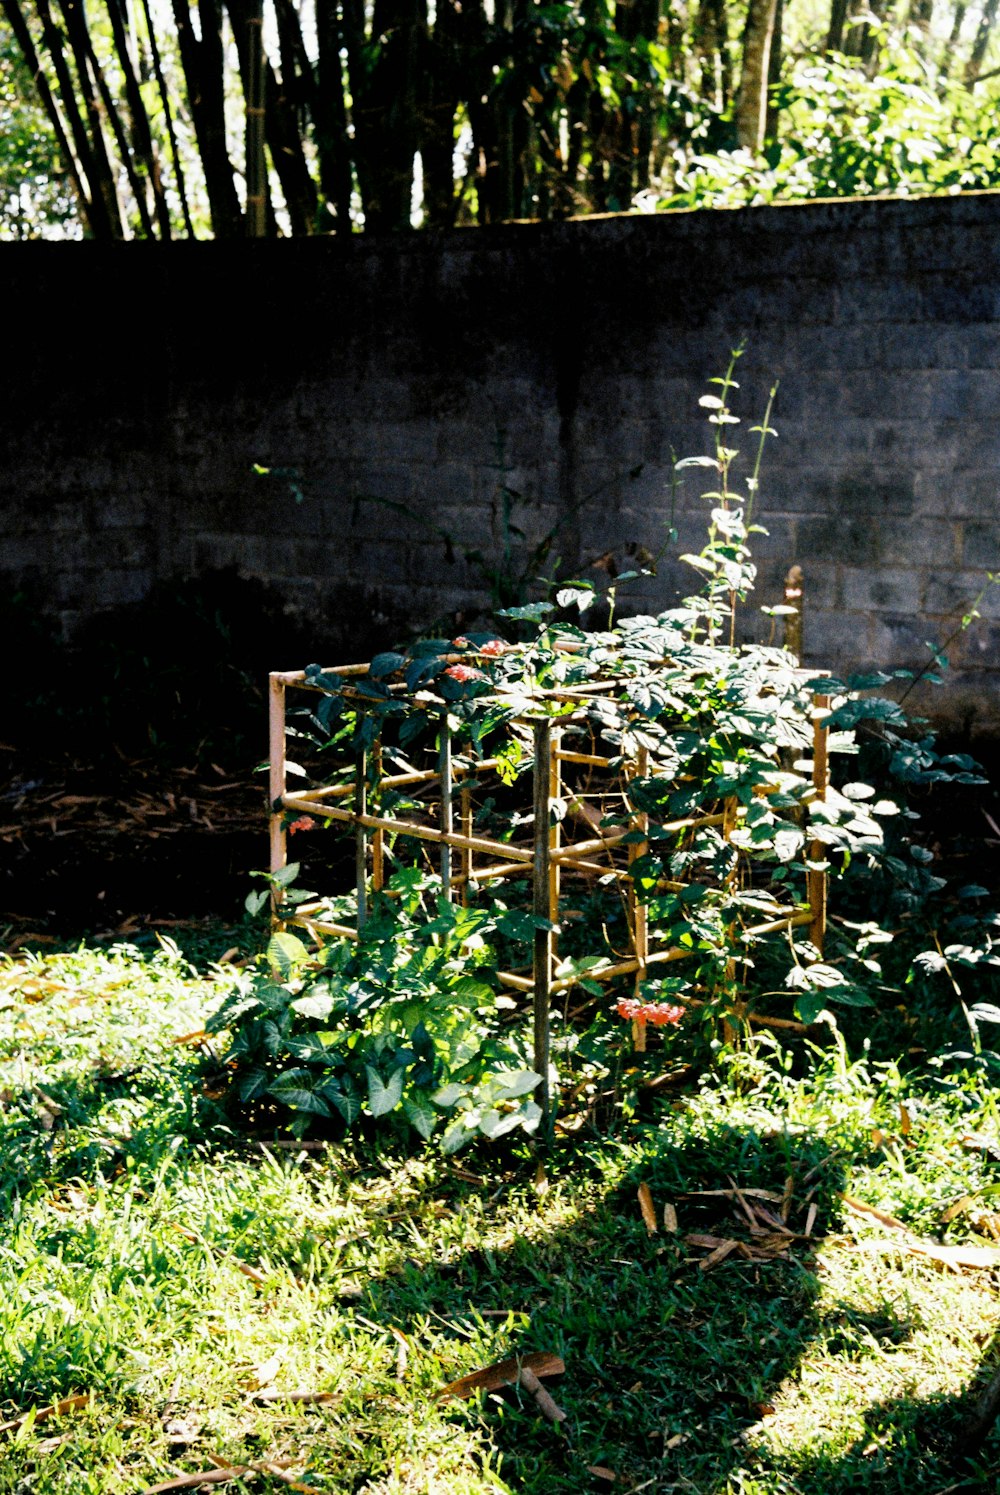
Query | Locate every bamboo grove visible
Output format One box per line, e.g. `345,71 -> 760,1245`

2,0 -> 1000,237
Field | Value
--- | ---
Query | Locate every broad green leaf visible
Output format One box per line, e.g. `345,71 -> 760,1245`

291,989 -> 335,1021
366,1065 -> 405,1118
403,1092 -> 438,1139
268,931 -> 309,977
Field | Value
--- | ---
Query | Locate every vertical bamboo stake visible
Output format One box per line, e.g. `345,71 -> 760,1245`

460,785 -> 473,904
372,737 -> 384,893
549,726 -> 562,958
722,794 -> 742,1043
809,694 -> 830,956
268,673 -> 287,919
355,746 -> 368,931
783,564 -> 804,663
440,712 -> 453,899
533,718 -> 553,1122
628,745 -> 649,1052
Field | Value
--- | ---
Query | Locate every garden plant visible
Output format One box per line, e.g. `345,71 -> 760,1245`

3,368 -> 1000,1493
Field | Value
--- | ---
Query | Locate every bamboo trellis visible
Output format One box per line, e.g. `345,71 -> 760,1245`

269,666 -> 830,1119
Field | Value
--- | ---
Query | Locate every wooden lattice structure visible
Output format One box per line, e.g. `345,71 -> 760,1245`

269,662 -> 830,1117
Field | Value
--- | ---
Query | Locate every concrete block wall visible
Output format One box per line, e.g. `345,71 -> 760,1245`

3,191 -> 1000,733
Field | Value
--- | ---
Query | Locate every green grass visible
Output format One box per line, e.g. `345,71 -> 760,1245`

2,939 -> 1000,1494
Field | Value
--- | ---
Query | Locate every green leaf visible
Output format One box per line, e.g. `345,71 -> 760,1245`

432,1082 -> 468,1109
497,1069 -> 541,1099
366,1065 -> 405,1118
794,991 -> 829,1025
440,1118 -> 473,1154
290,989 -> 335,1021
403,1092 -> 438,1140
268,931 -> 309,977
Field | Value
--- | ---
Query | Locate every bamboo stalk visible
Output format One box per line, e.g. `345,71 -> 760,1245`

277,758 -> 500,803
549,727 -> 561,961
355,750 -> 367,930
440,712 -> 453,898
245,0 -> 266,236
278,795 -> 535,862
269,674 -> 287,917
372,739 -> 384,892
460,786 -> 473,903
533,719 -> 553,1122
498,909 -> 813,996
138,0 -> 195,235
809,695 -> 830,955
630,745 -> 649,1006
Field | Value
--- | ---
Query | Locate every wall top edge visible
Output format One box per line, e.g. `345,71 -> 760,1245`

6,186 -> 1000,256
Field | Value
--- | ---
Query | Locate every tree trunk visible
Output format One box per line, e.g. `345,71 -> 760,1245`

764,0 -> 783,142
139,0 -> 195,235
0,0 -> 94,229
826,0 -> 849,53
735,0 -> 778,151
170,0 -> 242,236
314,0 -> 355,232
966,0 -> 999,81
105,0 -> 171,236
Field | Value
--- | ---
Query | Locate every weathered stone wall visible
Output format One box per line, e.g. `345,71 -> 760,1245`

4,191 -> 1000,732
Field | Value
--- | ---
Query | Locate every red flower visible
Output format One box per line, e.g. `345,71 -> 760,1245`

452,636 -> 470,648
444,663 -> 486,683
288,816 -> 316,834
615,997 -> 684,1026
479,639 -> 507,657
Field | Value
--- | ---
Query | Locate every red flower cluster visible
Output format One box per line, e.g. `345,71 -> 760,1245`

288,816 -> 317,834
452,636 -> 470,648
445,663 -> 486,683
615,997 -> 685,1026
479,639 -> 507,657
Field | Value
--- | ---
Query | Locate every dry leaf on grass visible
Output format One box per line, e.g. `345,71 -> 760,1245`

637,1182 -> 657,1234
141,1472 -> 243,1494
700,1239 -> 742,1271
840,1194 -> 911,1232
250,1389 -> 339,1405
438,1351 -> 565,1401
663,1202 -> 678,1233
0,1393 -> 92,1435
848,1238 -> 1000,1270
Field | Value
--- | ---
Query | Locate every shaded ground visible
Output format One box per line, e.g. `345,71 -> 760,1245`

4,737 -> 1000,949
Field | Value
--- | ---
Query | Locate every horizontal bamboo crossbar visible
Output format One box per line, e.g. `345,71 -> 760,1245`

280,792 -> 536,862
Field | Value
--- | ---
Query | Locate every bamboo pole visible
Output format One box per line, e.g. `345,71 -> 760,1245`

496,910 -> 813,995
631,744 -> 650,978
440,712 -> 453,898
268,673 -> 287,917
355,748 -> 368,931
372,738 -> 384,892
245,0 -> 266,236
274,758 -> 500,802
460,786 -> 473,903
808,695 -> 830,955
549,727 -> 561,961
533,719 -> 553,1122
278,793 -> 536,862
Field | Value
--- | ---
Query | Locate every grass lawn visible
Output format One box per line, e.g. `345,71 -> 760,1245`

2,933 -> 1000,1494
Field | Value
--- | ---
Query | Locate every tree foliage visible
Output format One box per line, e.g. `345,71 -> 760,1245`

2,0 -> 1000,238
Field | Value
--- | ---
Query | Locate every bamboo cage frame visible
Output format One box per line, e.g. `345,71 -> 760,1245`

269,665 -> 831,1119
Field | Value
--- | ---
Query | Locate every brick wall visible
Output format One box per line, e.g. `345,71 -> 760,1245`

4,191 -> 1000,733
